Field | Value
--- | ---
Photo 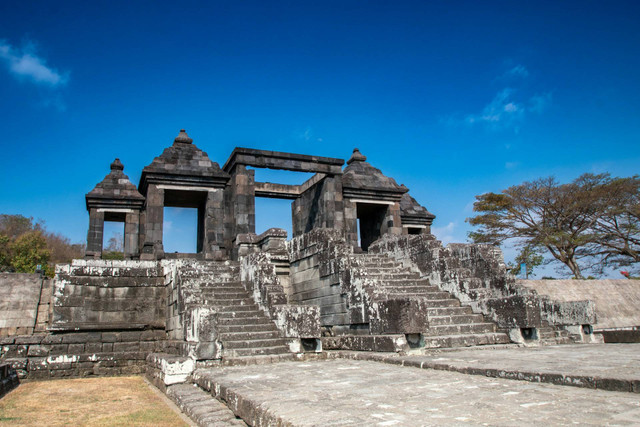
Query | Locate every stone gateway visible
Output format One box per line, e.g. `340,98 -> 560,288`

2,130 -> 600,383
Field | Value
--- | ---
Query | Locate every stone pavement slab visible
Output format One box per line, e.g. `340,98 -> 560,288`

336,344 -> 640,393
194,358 -> 640,426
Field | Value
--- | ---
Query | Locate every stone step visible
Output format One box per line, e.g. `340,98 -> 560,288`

199,282 -> 245,290
423,332 -> 511,349
224,345 -> 291,358
427,306 -> 474,316
205,304 -> 260,312
165,383 -> 247,426
416,298 -> 461,308
354,266 -> 406,274
424,322 -> 497,337
197,298 -> 255,306
361,272 -> 421,280
223,338 -> 289,350
200,291 -> 250,300
216,316 -> 274,326
219,331 -> 282,341
428,313 -> 486,326
378,290 -> 451,300
217,310 -> 268,319
367,278 -> 431,286
217,323 -> 279,333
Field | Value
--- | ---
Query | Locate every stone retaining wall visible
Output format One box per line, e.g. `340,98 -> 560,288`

0,330 -> 169,380
0,273 -> 50,337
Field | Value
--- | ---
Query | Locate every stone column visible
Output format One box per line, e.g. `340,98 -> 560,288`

85,208 -> 104,258
124,211 -> 140,259
343,199 -> 358,247
203,189 -> 225,260
140,184 -> 165,260
380,202 -> 403,236
224,165 -> 255,259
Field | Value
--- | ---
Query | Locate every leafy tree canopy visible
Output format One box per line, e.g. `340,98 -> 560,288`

0,214 -> 84,276
467,174 -> 640,279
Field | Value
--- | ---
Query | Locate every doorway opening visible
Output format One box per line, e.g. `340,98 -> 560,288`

356,202 -> 388,251
255,197 -> 293,238
103,219 -> 124,259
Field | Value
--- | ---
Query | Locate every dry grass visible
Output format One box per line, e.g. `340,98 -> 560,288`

0,376 -> 188,426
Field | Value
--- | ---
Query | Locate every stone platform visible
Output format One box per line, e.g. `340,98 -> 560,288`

189,345 -> 640,426
337,343 -> 640,393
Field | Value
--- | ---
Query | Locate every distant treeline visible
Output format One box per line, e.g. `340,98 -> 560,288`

0,214 -> 85,277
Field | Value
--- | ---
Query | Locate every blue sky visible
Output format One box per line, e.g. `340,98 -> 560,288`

1,1 -> 639,275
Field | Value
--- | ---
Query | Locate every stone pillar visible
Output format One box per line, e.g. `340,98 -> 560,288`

224,165 -> 255,258
343,199 -> 358,247
203,189 -> 225,260
320,175 -> 344,231
141,184 -> 165,260
124,211 -> 140,259
380,202 -> 403,236
85,208 -> 104,258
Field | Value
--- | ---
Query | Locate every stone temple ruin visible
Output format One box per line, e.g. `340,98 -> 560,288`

1,130 -> 602,387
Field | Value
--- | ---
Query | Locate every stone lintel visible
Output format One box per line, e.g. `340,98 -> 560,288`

139,173 -> 228,195
86,197 -> 145,212
254,182 -> 300,199
344,197 -> 397,205
223,147 -> 344,175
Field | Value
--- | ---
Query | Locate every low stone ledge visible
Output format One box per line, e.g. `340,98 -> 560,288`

166,382 -> 247,426
331,351 -> 640,394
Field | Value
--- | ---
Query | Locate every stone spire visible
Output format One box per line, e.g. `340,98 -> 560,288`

347,148 -> 367,165
110,158 -> 124,171
174,129 -> 193,144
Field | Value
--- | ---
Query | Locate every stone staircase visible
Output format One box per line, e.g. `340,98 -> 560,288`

179,261 -> 291,359
352,254 -> 511,348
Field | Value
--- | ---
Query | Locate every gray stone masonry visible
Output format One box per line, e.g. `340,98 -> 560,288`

85,158 -> 145,259
192,356 -> 640,426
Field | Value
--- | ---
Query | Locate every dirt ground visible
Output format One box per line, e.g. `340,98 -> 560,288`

0,376 -> 188,426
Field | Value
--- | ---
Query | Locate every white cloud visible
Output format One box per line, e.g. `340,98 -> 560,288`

444,64 -> 552,132
432,221 -> 457,245
464,88 -> 525,129
0,40 -> 69,87
505,65 -> 529,79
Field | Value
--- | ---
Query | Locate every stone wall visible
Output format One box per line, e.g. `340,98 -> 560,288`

292,176 -> 344,238
51,259 -> 166,331
519,279 -> 640,342
289,229 -> 353,327
0,273 -> 49,337
0,330 -> 168,380
240,251 -> 321,343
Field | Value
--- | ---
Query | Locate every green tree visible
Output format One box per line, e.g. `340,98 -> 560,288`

507,245 -> 545,278
10,231 -> 50,273
467,174 -> 612,279
0,214 -> 84,275
584,176 -> 640,273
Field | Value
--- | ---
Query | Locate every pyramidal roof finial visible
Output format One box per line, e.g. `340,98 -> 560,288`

347,148 -> 367,165
110,158 -> 124,171
174,129 -> 193,144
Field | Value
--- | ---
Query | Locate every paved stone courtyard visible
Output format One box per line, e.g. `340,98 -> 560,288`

191,345 -> 640,426
335,343 -> 640,393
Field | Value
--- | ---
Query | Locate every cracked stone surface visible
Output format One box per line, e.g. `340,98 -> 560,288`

199,358 -> 640,426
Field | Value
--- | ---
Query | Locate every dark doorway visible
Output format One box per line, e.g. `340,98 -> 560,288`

356,203 -> 388,251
